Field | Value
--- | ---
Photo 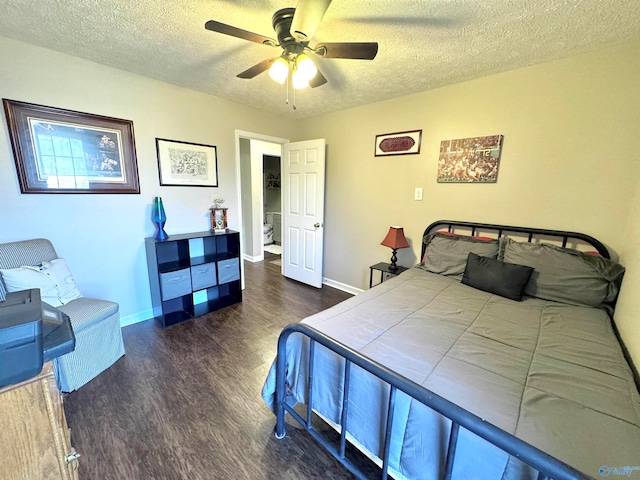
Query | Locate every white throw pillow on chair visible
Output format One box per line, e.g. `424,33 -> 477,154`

0,258 -> 83,307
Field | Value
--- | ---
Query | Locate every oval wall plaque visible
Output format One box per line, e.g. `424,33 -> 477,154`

375,130 -> 422,156
379,136 -> 416,153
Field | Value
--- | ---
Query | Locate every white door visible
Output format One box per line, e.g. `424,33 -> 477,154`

282,139 -> 326,288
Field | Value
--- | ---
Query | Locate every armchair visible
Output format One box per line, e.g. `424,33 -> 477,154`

0,238 -> 125,392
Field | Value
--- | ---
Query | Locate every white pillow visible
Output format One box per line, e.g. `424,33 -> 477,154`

0,258 -> 83,307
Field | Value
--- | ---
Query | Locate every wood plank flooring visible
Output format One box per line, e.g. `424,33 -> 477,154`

64,254 -> 377,480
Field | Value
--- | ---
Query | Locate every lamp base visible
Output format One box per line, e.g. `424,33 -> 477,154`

153,221 -> 169,241
389,249 -> 399,271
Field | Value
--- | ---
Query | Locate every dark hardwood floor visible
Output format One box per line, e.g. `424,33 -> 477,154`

64,253 -> 373,479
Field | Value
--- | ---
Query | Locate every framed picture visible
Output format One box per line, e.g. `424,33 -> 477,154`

375,130 -> 422,157
156,138 -> 218,187
437,135 -> 504,183
2,99 -> 139,194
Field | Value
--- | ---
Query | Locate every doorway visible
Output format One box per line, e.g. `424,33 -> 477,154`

235,130 -> 287,265
235,130 -> 327,289
263,154 -> 282,256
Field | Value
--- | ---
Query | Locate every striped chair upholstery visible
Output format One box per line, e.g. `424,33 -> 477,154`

0,238 -> 125,392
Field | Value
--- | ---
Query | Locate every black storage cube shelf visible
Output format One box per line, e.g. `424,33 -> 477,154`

145,230 -> 242,327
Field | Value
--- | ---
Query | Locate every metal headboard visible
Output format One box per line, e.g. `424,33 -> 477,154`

421,220 -> 610,260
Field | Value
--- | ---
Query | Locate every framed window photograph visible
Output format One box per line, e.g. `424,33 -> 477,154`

156,138 -> 218,187
2,99 -> 139,194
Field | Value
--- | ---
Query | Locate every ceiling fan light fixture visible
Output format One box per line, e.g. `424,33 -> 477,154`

295,53 -> 317,81
292,69 -> 310,89
268,57 -> 289,84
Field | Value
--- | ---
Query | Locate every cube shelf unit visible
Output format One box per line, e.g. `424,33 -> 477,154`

145,230 -> 242,327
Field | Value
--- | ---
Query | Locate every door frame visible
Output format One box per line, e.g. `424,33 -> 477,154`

234,130 -> 289,285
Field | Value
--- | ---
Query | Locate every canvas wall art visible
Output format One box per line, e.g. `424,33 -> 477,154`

437,135 -> 503,183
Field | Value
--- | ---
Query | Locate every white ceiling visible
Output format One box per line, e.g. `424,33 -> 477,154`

1,0 -> 639,119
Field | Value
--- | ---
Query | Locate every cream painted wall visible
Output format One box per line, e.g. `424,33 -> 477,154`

615,171 -> 640,371
298,37 -> 640,364
0,36 -> 295,324
299,37 -> 640,286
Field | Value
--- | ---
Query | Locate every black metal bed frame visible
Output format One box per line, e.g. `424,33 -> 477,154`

420,220 -> 610,260
274,220 -> 611,480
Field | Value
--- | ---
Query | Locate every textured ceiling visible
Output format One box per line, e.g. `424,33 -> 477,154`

1,0 -> 639,119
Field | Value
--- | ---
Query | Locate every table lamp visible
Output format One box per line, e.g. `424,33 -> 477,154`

381,226 -> 410,271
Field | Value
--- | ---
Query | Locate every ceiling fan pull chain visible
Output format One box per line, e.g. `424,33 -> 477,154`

293,78 -> 297,110
285,69 -> 290,106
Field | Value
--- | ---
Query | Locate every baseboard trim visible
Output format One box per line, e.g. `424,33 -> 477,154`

120,309 -> 154,327
119,279 -> 361,327
322,277 -> 363,296
243,253 -> 264,263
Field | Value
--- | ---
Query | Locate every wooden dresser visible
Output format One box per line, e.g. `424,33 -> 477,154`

0,362 -> 79,479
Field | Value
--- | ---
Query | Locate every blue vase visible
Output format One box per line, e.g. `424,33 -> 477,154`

152,196 -> 168,240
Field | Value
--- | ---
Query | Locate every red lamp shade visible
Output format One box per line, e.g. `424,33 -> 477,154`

381,226 -> 409,271
381,226 -> 410,250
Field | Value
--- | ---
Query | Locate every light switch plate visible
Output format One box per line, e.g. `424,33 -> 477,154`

414,187 -> 423,201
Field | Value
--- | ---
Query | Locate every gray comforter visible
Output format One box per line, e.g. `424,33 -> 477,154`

262,267 -> 640,479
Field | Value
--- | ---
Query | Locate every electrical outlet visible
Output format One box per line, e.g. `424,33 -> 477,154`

414,187 -> 423,201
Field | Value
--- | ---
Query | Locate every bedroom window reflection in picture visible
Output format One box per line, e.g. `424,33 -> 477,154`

437,134 -> 504,183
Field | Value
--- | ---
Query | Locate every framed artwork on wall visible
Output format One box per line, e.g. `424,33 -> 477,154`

156,138 -> 218,187
437,134 -> 504,183
2,99 -> 140,194
375,130 -> 422,157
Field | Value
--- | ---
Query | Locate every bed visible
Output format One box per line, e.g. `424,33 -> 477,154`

261,220 -> 640,480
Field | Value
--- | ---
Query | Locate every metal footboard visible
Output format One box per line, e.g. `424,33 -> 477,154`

274,323 -> 593,480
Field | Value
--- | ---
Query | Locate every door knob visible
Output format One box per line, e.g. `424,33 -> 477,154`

314,222 -> 322,228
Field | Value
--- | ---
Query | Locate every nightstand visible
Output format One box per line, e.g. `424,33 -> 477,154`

369,262 -> 409,288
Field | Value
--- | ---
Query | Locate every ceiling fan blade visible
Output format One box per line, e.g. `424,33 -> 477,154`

290,0 -> 333,41
314,42 -> 378,60
237,58 -> 277,79
309,68 -> 328,88
341,16 -> 458,27
205,20 -> 277,46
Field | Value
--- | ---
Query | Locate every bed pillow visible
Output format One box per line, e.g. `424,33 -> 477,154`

502,238 -> 625,307
422,232 -> 500,277
436,231 -> 495,241
0,258 -> 83,307
462,253 -> 534,301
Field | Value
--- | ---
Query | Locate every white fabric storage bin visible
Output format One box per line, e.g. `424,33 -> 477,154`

159,268 -> 192,301
217,258 -> 240,284
191,262 -> 217,291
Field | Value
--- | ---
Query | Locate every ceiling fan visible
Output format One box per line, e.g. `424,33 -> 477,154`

204,0 -> 378,91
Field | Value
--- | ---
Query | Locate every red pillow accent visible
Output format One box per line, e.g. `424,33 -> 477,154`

436,230 -> 495,241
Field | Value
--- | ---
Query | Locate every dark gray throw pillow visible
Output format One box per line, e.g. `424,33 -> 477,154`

462,253 -> 534,301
